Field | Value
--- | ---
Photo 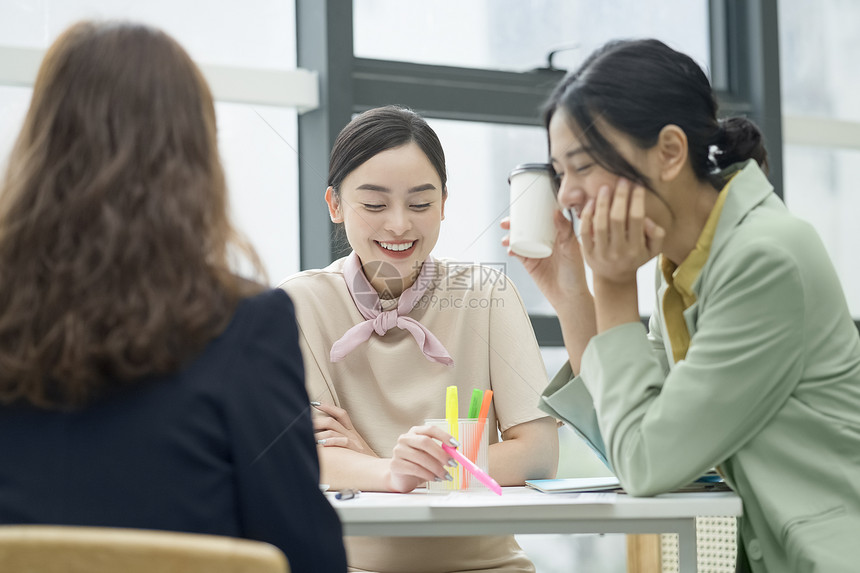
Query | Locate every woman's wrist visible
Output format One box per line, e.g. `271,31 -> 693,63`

381,464 -> 395,492
550,289 -> 598,374
548,282 -> 593,317
593,275 -> 639,333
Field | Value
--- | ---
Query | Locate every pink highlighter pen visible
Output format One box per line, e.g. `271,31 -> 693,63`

441,443 -> 502,496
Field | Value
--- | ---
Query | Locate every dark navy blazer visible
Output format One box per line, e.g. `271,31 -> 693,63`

0,288 -> 346,573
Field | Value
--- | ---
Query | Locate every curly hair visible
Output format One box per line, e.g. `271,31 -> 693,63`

0,21 -> 265,408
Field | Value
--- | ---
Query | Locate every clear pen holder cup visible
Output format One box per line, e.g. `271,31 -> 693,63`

425,418 -> 490,492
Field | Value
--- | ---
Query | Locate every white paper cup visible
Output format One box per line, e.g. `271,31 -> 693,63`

424,418 -> 489,492
508,163 -> 558,259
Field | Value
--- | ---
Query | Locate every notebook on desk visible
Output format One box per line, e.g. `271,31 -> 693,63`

526,473 -> 731,494
525,476 -> 622,493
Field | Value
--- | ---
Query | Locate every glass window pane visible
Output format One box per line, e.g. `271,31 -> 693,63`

783,145 -> 860,318
0,1 -> 300,284
0,0 -> 295,69
0,91 -> 299,285
779,0 -> 860,122
0,85 -> 31,162
429,118 -> 656,317
218,103 -> 300,284
354,0 -> 709,74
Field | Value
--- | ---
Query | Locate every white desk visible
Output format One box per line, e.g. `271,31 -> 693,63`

330,487 -> 742,573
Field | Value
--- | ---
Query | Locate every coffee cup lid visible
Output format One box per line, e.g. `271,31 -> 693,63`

508,162 -> 554,183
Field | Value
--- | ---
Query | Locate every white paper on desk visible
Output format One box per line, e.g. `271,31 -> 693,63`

428,491 -> 617,507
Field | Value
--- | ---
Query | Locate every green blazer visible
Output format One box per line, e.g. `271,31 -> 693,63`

540,161 -> 860,573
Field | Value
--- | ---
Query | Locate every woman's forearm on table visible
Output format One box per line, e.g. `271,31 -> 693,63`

318,446 -> 391,492
489,417 -> 559,485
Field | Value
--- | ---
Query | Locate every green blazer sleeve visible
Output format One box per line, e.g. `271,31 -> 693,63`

539,291 -> 671,473
540,362 -> 610,469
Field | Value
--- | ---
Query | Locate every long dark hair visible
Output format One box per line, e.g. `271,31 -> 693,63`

328,106 -> 447,197
0,21 -> 264,408
544,39 -> 768,190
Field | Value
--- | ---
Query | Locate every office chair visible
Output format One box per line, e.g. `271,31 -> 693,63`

0,525 -> 288,573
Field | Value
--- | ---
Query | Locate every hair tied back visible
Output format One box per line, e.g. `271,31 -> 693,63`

711,117 -> 769,174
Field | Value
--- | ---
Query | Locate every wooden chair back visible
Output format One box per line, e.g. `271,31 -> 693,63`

0,525 -> 289,573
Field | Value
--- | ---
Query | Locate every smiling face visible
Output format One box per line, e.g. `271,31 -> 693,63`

548,109 -> 663,221
326,141 -> 446,298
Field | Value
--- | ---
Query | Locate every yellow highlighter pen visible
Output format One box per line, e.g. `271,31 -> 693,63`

445,385 -> 459,489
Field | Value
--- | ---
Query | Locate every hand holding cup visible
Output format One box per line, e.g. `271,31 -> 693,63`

507,163 -> 559,259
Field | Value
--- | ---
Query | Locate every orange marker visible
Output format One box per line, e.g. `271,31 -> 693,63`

465,390 -> 493,466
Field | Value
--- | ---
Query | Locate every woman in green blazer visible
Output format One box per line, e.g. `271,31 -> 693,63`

504,39 -> 860,572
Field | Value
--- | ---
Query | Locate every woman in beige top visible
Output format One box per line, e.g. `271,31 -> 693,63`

280,106 -> 558,572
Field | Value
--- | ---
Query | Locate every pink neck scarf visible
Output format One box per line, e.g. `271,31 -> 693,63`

330,252 -> 454,366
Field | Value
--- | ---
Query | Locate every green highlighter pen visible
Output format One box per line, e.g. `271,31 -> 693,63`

467,388 -> 483,419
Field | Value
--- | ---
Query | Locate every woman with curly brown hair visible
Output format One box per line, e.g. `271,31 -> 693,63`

0,21 -> 345,573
